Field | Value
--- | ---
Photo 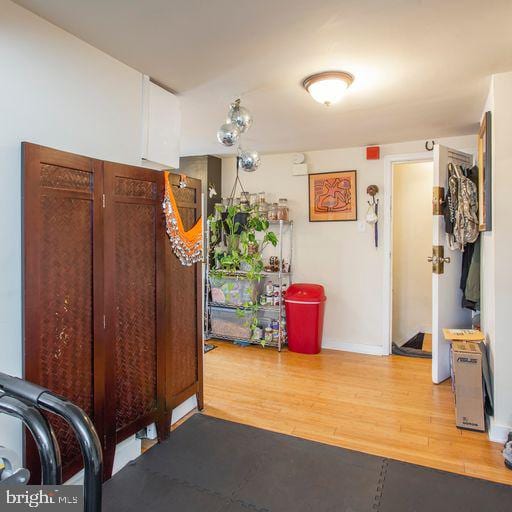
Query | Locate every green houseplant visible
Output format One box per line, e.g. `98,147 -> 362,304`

208,203 -> 278,345
209,204 -> 278,281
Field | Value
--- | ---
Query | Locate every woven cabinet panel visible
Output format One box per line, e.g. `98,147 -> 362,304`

40,164 -> 92,192
168,206 -> 198,395
172,185 -> 196,204
114,176 -> 156,199
39,194 -> 94,469
114,202 -> 157,431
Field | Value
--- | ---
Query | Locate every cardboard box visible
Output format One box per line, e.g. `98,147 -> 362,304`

443,328 -> 485,342
451,342 -> 485,431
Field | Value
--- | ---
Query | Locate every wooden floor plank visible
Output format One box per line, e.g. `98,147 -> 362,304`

203,341 -> 512,486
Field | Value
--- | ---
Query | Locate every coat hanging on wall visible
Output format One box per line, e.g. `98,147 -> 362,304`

163,171 -> 203,265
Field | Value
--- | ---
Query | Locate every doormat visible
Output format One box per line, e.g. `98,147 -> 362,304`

103,414 -> 511,512
392,332 -> 432,359
204,343 -> 217,354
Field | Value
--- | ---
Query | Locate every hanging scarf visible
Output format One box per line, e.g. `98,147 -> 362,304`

162,172 -> 203,266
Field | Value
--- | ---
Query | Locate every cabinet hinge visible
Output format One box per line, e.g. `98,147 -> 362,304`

102,194 -> 106,208
103,315 -> 106,329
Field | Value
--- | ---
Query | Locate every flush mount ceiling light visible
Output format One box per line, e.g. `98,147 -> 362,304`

303,71 -> 354,106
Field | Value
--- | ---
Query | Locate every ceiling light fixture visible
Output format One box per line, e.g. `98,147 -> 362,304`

303,71 -> 354,106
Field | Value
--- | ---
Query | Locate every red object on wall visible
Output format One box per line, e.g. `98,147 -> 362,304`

284,284 -> 326,354
366,146 -> 380,160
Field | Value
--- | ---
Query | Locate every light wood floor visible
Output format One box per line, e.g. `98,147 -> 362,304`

203,341 -> 511,485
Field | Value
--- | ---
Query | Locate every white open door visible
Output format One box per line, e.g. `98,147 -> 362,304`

432,145 -> 473,383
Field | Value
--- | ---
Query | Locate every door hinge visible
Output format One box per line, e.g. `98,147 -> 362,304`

102,194 -> 106,208
432,187 -> 444,215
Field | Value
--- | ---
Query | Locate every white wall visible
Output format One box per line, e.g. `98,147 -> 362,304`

481,72 -> 512,441
392,162 -> 433,344
0,0 -> 194,470
222,134 -> 476,354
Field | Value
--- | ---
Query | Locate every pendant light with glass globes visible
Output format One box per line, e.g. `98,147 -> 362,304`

217,99 -> 260,174
302,71 -> 354,106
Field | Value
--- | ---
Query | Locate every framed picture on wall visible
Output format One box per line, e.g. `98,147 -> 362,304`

478,111 -> 492,231
308,170 -> 357,222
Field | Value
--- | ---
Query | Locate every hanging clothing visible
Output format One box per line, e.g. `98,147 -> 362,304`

458,165 -> 480,311
464,237 -> 480,308
445,163 -> 478,252
162,171 -> 203,266
460,241 -> 475,293
452,163 -> 479,250
444,164 -> 460,250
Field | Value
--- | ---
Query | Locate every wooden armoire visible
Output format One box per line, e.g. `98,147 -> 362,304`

22,143 -> 203,482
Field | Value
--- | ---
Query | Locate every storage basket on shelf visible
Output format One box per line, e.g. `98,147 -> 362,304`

210,306 -> 254,340
209,274 -> 260,305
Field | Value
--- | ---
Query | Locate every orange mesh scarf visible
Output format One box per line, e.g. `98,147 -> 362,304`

163,172 -> 203,265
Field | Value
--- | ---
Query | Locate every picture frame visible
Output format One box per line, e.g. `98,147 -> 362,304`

478,111 -> 492,231
308,170 -> 357,222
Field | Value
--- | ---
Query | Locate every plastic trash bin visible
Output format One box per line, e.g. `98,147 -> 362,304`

284,283 -> 326,354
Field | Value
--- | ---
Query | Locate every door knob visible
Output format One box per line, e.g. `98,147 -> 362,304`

427,256 -> 451,264
428,246 -> 450,274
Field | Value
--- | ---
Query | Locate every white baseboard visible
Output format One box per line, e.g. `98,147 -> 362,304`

65,435 -> 141,485
172,395 -> 198,424
488,420 -> 511,443
65,395 -> 198,485
322,339 -> 384,356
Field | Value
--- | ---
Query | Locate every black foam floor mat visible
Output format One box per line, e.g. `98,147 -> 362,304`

103,414 -> 511,512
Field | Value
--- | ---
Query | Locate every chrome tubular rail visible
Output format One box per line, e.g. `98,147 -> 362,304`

0,391 -> 62,485
0,373 -> 103,512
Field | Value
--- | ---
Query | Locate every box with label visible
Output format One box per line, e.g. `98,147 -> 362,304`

451,342 -> 485,431
443,328 -> 485,342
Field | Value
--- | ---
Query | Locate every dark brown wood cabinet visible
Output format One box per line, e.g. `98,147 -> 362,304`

22,143 -> 202,482
165,173 -> 203,411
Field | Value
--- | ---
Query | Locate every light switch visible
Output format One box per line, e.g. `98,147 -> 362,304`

357,221 -> 366,233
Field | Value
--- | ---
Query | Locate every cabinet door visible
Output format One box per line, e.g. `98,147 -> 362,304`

165,173 -> 203,409
102,162 -> 167,473
23,143 -> 104,482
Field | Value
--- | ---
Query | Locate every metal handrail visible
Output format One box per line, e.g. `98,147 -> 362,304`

0,373 -> 102,512
0,391 -> 61,484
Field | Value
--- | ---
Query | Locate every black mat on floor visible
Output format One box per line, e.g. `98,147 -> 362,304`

204,343 -> 217,354
392,332 -> 432,359
103,414 -> 511,512
403,332 -> 425,349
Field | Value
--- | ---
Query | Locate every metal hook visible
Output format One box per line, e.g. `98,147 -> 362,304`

425,140 -> 435,151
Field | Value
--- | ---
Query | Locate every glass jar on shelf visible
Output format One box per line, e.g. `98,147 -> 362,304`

240,191 -> 250,206
258,201 -> 268,218
258,191 -> 266,204
268,203 -> 279,221
277,198 -> 289,221
249,193 -> 258,206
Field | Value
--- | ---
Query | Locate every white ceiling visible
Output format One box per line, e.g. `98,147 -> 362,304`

14,0 -> 512,156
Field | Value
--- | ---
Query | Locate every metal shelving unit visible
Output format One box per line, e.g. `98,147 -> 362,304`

205,219 -> 293,351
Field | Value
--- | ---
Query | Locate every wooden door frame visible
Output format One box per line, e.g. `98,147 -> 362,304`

382,152 -> 432,356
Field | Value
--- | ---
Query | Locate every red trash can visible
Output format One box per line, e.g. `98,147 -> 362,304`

284,283 -> 326,354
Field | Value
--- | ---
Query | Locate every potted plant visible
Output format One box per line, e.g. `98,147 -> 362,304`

209,204 -> 278,282
208,203 -> 278,345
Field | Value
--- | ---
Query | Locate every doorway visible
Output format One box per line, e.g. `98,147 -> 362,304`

391,161 -> 433,357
